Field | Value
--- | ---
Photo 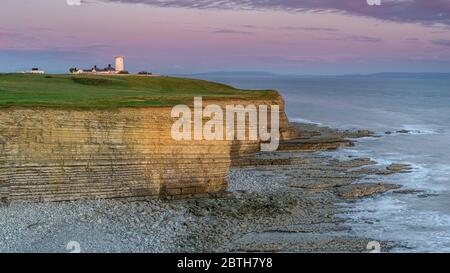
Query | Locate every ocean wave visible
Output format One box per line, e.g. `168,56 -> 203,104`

345,195 -> 450,253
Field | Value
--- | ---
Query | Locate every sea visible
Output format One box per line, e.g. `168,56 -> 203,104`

190,73 -> 450,252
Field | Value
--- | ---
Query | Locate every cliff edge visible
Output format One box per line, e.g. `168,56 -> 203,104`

0,92 -> 295,202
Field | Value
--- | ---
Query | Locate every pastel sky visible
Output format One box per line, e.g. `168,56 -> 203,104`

1,0 -> 449,74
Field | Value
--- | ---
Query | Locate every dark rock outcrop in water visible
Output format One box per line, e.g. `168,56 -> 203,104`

277,124 -> 374,152
336,183 -> 401,199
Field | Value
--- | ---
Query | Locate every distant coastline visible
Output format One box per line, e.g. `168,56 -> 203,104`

175,71 -> 450,80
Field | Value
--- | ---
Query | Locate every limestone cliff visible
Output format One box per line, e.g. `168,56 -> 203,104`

0,94 -> 295,202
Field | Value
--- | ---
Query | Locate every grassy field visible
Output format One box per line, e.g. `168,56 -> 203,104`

0,74 -> 277,108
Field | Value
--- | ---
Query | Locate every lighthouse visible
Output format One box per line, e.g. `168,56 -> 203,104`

115,56 -> 125,73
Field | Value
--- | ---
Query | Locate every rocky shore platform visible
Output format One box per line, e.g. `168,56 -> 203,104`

0,123 -> 412,253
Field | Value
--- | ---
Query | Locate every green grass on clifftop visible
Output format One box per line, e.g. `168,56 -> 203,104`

0,74 -> 277,108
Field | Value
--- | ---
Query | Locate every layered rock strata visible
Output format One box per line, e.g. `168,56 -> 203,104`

0,95 -> 293,202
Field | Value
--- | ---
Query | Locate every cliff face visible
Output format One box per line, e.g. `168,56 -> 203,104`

0,95 -> 294,203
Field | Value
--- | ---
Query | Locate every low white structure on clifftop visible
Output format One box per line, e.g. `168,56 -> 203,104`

71,56 -> 127,74
19,68 -> 45,74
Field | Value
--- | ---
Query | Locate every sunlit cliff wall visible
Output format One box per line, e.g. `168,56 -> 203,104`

0,95 -> 294,203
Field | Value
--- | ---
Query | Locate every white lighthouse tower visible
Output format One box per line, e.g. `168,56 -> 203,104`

115,56 -> 125,73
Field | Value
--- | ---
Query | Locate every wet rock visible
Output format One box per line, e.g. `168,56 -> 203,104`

336,183 -> 401,199
386,164 -> 413,173
297,131 -> 321,139
235,157 -> 307,167
393,189 -> 425,195
278,138 -> 354,152
334,158 -> 376,168
350,167 -> 381,175
340,130 -> 375,138
417,194 -> 440,198
352,164 -> 413,176
286,179 -> 353,190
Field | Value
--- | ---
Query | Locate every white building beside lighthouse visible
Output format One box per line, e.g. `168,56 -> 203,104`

71,56 -> 127,74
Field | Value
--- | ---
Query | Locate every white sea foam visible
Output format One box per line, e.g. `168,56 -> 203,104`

345,195 -> 450,252
290,117 -> 322,125
400,124 -> 440,135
